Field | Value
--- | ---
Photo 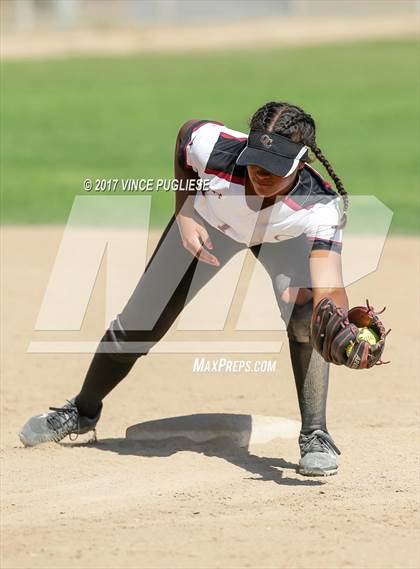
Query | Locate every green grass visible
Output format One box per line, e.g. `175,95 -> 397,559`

1,40 -> 419,232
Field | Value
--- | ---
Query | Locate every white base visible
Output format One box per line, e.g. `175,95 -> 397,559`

125,413 -> 300,447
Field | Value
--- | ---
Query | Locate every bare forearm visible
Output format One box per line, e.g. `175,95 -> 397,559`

175,186 -> 197,216
309,250 -> 348,310
312,288 -> 349,311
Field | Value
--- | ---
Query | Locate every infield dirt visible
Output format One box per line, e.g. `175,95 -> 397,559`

1,227 -> 419,569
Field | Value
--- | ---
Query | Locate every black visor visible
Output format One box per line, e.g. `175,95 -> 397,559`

237,130 -> 309,177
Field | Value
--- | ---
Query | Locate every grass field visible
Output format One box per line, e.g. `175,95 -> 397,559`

1,39 -> 418,232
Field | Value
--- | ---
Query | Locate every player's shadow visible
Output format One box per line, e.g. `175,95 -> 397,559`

67,413 -> 325,486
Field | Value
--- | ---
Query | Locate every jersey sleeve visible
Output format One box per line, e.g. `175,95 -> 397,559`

177,120 -> 224,178
305,198 -> 343,253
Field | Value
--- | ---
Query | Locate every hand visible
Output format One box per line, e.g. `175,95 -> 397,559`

176,214 -> 220,266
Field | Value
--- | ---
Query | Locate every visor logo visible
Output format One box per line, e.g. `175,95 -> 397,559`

260,134 -> 273,148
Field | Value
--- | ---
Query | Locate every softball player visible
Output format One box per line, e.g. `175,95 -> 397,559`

20,101 -> 349,477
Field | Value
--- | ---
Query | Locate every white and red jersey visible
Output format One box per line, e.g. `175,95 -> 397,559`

179,120 -> 342,252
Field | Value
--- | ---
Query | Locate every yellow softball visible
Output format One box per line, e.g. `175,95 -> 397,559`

346,327 -> 379,357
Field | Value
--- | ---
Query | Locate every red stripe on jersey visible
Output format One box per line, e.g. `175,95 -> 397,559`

220,132 -> 247,141
204,167 -> 245,186
283,196 -> 314,211
307,236 -> 342,245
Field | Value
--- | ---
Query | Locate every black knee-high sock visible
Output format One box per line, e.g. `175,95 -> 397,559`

75,351 -> 138,418
288,339 -> 329,434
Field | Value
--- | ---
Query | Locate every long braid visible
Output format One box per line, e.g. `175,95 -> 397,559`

297,111 -> 348,229
249,102 -> 348,228
310,146 -> 348,228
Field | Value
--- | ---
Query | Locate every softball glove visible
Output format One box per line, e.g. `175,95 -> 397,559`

310,297 -> 390,369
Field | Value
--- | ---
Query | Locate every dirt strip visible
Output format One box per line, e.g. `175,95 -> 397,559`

1,15 -> 418,60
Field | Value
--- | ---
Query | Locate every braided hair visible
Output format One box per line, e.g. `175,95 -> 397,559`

250,101 -> 348,228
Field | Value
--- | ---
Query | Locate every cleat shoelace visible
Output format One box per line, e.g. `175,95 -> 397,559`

46,401 -> 80,442
300,430 -> 341,456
